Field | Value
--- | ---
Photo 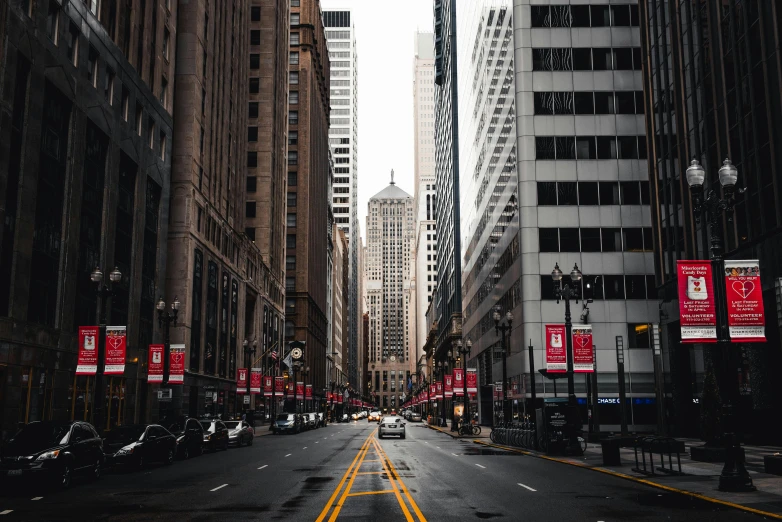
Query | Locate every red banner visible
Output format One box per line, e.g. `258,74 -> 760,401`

236,368 -> 248,393
493,382 -> 503,400
305,384 -> 313,399
104,326 -> 127,375
435,381 -> 443,400
263,376 -> 273,397
444,374 -> 453,398
169,344 -> 185,384
337,393 -> 343,404
147,344 -> 164,383
677,260 -> 717,343
453,369 -> 464,396
725,260 -> 766,342
77,326 -> 99,375
466,369 -> 477,394
275,376 -> 284,394
430,383 -> 436,401
545,324 -> 567,372
296,382 -> 304,399
250,369 -> 262,394
572,324 -> 594,372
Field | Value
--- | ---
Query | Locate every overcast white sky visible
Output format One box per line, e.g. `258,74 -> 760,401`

321,0 -> 434,243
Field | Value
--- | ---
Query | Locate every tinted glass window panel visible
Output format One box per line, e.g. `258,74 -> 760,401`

574,92 -> 594,114
576,136 -> 597,159
532,49 -> 550,71
536,137 -> 556,159
594,92 -> 615,114
604,275 -> 625,299
559,228 -> 580,251
615,92 -> 635,114
571,5 -> 590,27
540,275 -> 558,300
539,228 -> 559,252
550,5 -> 572,28
534,92 -> 554,115
592,48 -> 612,70
620,181 -> 641,204
637,138 -> 647,159
555,136 -> 575,159
573,48 -> 593,70
582,275 -> 604,300
553,92 -> 573,114
591,5 -> 610,26
531,6 -> 549,27
646,275 -> 657,299
596,137 -> 617,159
614,48 -> 633,70
579,182 -> 599,205
618,136 -> 639,159
601,227 -> 622,251
632,48 -> 642,70
623,227 -> 644,251
581,228 -> 601,252
537,182 -> 557,205
635,91 -> 645,114
625,275 -> 647,299
630,5 -> 639,26
611,5 -> 631,26
558,182 -> 578,205
599,182 -> 619,204
643,227 -> 653,251
640,181 -> 650,204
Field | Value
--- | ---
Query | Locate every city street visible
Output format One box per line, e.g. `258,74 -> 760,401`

0,421 -> 762,521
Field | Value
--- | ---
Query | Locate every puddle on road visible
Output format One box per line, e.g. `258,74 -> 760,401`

460,447 -> 521,456
475,512 -> 504,519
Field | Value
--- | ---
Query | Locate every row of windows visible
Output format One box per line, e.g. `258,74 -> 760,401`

537,181 -> 650,206
536,136 -> 646,160
533,47 -> 642,72
539,227 -> 653,253
534,91 -> 644,115
540,274 -> 655,301
531,5 -> 639,28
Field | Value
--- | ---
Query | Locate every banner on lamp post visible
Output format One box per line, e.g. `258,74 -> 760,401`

444,374 -> 453,398
545,324 -> 567,372
453,369 -> 464,396
305,384 -> 313,399
275,376 -> 284,394
435,381 -> 443,400
572,324 -> 594,372
725,260 -> 766,342
250,369 -> 262,394
429,384 -> 436,401
147,344 -> 164,383
236,368 -> 248,394
263,376 -> 273,397
77,326 -> 99,375
466,368 -> 478,394
169,344 -> 185,384
677,260 -> 718,343
104,326 -> 127,375
296,382 -> 304,399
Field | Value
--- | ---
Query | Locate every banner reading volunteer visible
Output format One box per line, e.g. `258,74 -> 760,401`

250,368 -> 262,394
724,260 -> 766,342
296,382 -> 304,399
169,344 -> 185,384
104,326 -> 127,375
147,344 -> 164,382
430,383 -> 436,401
77,326 -> 99,375
236,368 -> 248,394
572,324 -> 594,372
444,374 -> 453,398
467,368 -> 478,394
677,260 -> 717,342
263,376 -> 273,397
453,368 -> 464,396
545,324 -> 567,372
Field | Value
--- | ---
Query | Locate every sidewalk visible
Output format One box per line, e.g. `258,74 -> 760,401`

425,421 -> 492,440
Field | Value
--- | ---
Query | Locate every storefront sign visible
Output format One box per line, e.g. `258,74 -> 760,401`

77,326 -> 99,375
546,324 -> 567,372
169,344 -> 185,384
250,368 -> 262,394
572,324 -> 594,372
147,344 -> 164,383
677,260 -> 717,343
263,376 -> 273,397
453,368 -> 464,396
104,326 -> 127,375
236,368 -> 248,394
305,384 -> 313,399
725,260 -> 766,342
444,374 -> 453,398
466,368 -> 478,394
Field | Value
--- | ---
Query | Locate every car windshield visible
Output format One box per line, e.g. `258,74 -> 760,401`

224,421 -> 240,429
276,414 -> 293,422
371,411 -> 380,416
7,422 -> 72,454
200,421 -> 215,432
105,425 -> 146,444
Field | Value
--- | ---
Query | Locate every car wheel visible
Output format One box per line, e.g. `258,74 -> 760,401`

196,443 -> 203,456
166,449 -> 175,465
222,439 -> 229,451
60,463 -> 72,489
401,432 -> 406,440
92,458 -> 101,481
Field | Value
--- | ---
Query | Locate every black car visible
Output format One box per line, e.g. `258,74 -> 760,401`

0,421 -> 103,489
225,421 -> 254,446
104,424 -> 177,469
200,420 -> 229,451
166,418 -> 204,460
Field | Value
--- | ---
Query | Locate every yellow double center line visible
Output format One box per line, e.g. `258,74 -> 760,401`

315,430 -> 426,522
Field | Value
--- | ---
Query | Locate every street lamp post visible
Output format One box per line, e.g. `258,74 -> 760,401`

90,266 -> 122,431
242,339 -> 257,410
455,338 -> 472,432
493,309 -> 513,424
302,366 -> 310,412
616,336 -> 628,435
685,158 -> 754,492
551,262 -> 584,455
156,295 -> 180,420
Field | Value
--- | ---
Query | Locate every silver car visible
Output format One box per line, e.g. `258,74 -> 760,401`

378,416 -> 406,439
409,412 -> 422,422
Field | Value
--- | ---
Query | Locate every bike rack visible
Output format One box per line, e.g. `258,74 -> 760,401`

632,436 -> 684,476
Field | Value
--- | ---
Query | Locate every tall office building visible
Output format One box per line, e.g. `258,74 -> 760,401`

329,223 -> 349,392
365,175 -> 416,410
0,0 -> 174,434
498,1 -> 657,429
323,9 -> 361,390
640,0 -> 782,437
285,0 -> 331,400
412,31 -> 437,373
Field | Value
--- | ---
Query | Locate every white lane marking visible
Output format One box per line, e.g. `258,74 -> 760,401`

285,454 -> 292,457
475,464 -> 486,469
210,484 -> 228,492
303,447 -> 308,449
424,442 -> 429,444
315,441 -> 319,444
258,465 -> 268,470
436,446 -> 441,449
518,483 -> 537,492
31,497 -> 43,501
452,453 -> 459,456
0,510 -> 12,515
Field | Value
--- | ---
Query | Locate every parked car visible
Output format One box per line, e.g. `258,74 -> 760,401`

104,424 -> 176,469
410,412 -> 423,422
225,421 -> 254,446
368,411 -> 381,422
317,413 -> 327,427
338,414 -> 349,423
304,413 -> 319,430
166,417 -> 204,460
378,416 -> 406,439
273,413 -> 299,434
200,420 -> 229,451
0,421 -> 103,489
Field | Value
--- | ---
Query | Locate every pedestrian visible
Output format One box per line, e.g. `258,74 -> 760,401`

241,412 -> 247,422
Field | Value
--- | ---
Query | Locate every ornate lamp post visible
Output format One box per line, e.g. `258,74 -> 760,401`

156,295 -> 180,419
90,266 -> 122,430
242,339 -> 257,407
551,262 -> 583,454
302,366 -> 310,412
685,158 -> 754,492
493,309 -> 513,424
455,338 -> 472,431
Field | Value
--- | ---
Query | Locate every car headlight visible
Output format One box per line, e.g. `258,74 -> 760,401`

36,449 -> 60,461
205,435 -> 212,441
116,446 -> 134,456
177,436 -> 185,442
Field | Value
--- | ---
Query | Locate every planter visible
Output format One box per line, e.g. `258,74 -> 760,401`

690,444 -> 725,462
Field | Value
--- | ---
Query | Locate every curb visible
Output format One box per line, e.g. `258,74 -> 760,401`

472,440 -> 782,520
426,424 -> 460,439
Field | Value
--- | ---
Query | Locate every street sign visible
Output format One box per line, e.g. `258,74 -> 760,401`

244,395 -> 250,404
158,388 -> 172,401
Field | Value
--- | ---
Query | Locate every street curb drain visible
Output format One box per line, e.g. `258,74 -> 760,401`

471,440 -> 782,520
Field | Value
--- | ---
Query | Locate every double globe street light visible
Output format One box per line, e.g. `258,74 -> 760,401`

454,338 -> 472,430
493,310 -> 513,424
89,266 -> 122,429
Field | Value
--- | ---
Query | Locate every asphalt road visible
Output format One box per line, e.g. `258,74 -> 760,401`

0,421 -> 765,520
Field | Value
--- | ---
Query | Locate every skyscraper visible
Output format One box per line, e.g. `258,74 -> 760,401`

323,9 -> 361,390
412,31 -> 437,372
365,175 -> 415,410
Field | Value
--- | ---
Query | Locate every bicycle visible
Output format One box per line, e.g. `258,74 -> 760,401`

458,419 -> 482,437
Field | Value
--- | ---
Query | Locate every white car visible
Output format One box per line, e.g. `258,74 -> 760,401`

378,416 -> 406,439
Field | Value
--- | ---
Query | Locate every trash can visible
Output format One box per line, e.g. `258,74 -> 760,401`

600,438 -> 622,466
